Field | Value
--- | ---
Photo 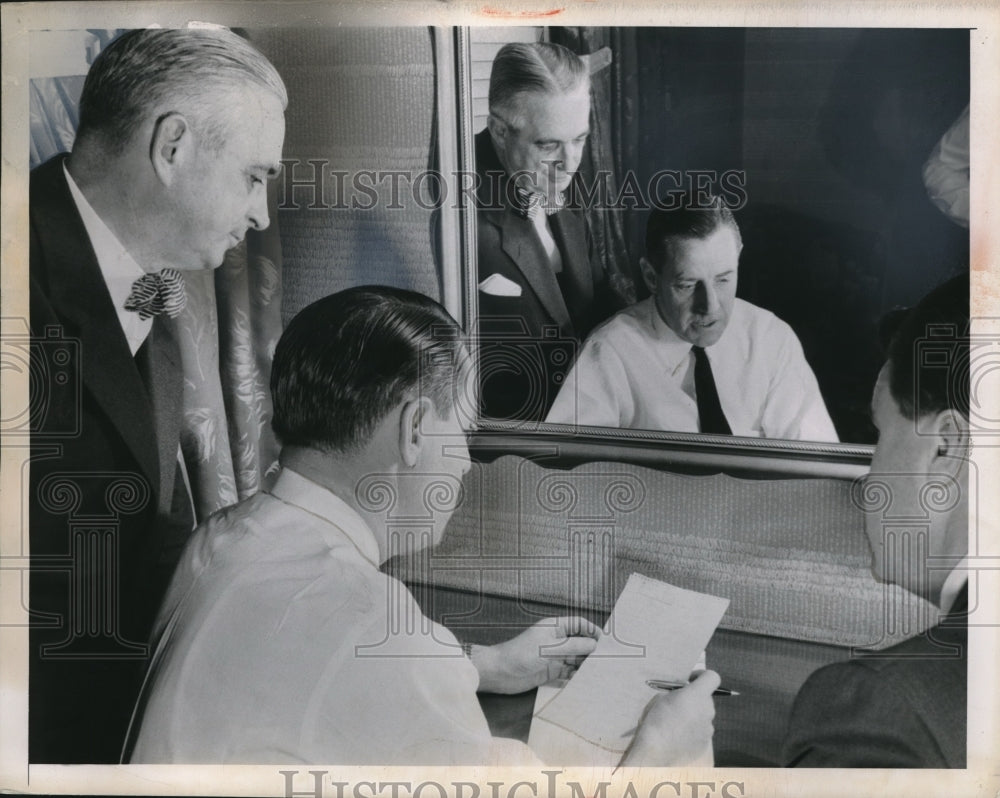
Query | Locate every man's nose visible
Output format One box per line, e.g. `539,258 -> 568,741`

692,281 -> 719,315
560,140 -> 585,173
248,185 -> 270,231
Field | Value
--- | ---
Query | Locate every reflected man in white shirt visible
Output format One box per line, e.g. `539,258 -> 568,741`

547,195 -> 839,441
127,285 -> 720,765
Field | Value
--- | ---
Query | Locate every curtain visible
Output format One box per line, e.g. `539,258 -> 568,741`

551,26 -> 640,305
29,77 -> 84,169
29,29 -> 282,521
177,223 -> 283,518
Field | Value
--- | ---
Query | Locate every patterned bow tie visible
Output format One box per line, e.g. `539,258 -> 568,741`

512,185 -> 563,220
124,269 -> 187,319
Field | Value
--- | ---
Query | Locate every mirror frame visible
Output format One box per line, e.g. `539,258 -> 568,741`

452,26 -> 874,480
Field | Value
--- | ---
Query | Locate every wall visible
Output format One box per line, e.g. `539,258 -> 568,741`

252,28 -> 443,324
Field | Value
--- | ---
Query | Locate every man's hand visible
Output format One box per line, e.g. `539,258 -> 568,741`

470,616 -> 600,695
619,670 -> 720,767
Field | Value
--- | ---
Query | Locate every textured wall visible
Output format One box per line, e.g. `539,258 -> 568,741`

251,27 -> 442,324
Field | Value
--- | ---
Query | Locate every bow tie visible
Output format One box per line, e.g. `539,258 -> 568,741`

124,269 -> 187,319
512,185 -> 564,220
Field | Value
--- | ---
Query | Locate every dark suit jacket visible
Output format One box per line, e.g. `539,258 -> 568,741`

29,155 -> 188,763
783,585 -> 967,767
474,131 -> 617,421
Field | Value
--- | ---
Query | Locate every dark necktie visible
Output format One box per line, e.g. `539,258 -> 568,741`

134,321 -> 196,583
124,269 -> 187,319
693,346 -> 732,435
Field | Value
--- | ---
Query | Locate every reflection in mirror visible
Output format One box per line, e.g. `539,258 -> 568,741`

468,27 -> 969,445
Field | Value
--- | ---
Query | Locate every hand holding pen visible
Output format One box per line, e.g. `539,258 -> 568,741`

616,669 -> 721,768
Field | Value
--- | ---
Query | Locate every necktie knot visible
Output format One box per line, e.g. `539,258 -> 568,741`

124,269 -> 187,320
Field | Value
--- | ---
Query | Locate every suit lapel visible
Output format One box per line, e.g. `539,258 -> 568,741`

31,157 -> 160,492
493,207 -> 574,333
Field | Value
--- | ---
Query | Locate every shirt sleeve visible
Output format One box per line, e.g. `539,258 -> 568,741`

546,336 -> 633,428
306,586 -> 542,766
784,661 -> 950,768
762,322 -> 839,442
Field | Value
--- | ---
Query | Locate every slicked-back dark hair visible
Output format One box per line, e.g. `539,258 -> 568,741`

881,273 -> 970,420
271,286 -> 465,453
645,194 -> 741,274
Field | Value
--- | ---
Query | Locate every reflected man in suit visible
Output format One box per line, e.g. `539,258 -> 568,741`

29,27 -> 286,763
475,41 -> 620,421
783,273 -> 970,766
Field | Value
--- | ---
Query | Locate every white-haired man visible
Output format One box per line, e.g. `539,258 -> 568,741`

475,41 -> 620,421
29,27 -> 286,762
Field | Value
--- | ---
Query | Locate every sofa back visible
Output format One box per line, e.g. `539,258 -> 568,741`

391,455 -> 934,649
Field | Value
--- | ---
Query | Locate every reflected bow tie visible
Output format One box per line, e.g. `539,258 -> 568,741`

124,269 -> 187,319
512,185 -> 563,220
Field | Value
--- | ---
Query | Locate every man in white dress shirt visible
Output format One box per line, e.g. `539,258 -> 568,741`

547,196 -> 838,441
126,286 -> 720,764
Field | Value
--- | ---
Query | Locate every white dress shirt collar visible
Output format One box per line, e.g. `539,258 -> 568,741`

643,296 -> 729,378
63,161 -> 151,356
269,468 -> 383,567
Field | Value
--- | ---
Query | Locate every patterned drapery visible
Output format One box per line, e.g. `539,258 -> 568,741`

29,29 -> 283,521
175,230 -> 283,519
551,26 -> 640,305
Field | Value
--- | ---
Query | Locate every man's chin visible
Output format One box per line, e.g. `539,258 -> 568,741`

688,324 -> 725,348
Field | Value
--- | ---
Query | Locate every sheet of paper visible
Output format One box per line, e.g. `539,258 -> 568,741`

528,573 -> 729,766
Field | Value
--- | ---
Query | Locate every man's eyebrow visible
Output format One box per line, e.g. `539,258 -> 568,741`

534,130 -> 590,145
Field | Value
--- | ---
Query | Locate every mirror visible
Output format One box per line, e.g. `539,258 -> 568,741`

462,26 -> 969,450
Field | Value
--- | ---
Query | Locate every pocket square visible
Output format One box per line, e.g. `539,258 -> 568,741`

478,273 -> 522,297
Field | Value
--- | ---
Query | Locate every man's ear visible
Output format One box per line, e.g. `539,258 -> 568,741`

150,112 -> 193,187
638,256 -> 658,293
486,114 -> 507,153
398,396 -> 433,468
932,408 -> 971,474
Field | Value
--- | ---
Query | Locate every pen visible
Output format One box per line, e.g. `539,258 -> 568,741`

619,679 -> 740,740
646,678 -> 740,697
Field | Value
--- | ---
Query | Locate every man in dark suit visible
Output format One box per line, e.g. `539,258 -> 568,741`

783,273 -> 970,767
29,27 -> 286,763
475,41 -> 619,421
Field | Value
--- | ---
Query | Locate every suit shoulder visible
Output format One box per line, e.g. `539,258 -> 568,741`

785,633 -> 966,767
